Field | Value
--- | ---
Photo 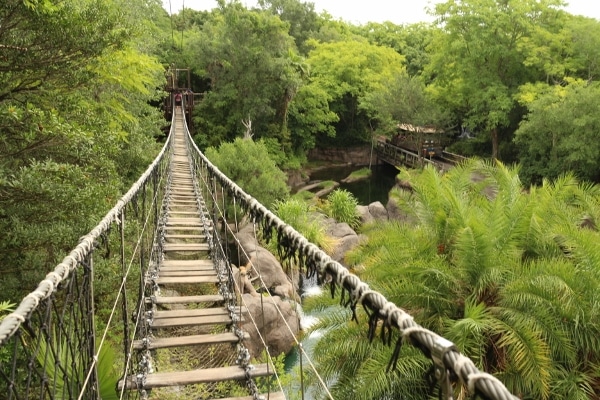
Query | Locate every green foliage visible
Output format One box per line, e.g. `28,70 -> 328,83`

271,198 -> 336,254
320,160 -> 600,399
0,301 -> 15,322
305,39 -> 406,146
205,138 -> 289,208
191,3 -> 303,151
257,0 -> 322,55
321,189 -> 360,229
427,0 -> 565,159
0,0 -> 164,300
515,81 -> 600,185
353,21 -> 436,77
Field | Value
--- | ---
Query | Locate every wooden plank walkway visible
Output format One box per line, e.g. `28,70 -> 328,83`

118,108 -> 285,399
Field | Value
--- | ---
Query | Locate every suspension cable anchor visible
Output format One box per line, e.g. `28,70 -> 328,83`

431,336 -> 457,400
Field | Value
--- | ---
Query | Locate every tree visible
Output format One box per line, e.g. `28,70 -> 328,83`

0,0 -> 165,301
515,81 -> 600,185
192,2 -> 302,155
427,0 -> 565,160
304,39 -> 405,146
257,0 -> 322,55
361,73 -> 450,163
205,138 -> 289,208
353,22 -> 436,77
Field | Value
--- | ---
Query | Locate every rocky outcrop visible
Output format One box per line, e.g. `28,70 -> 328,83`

323,217 -> 365,263
239,293 -> 300,357
233,223 -> 300,357
357,201 -> 388,225
308,146 -> 378,166
235,224 -> 295,299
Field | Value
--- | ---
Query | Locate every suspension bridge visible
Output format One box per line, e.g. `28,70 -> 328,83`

0,102 -> 519,399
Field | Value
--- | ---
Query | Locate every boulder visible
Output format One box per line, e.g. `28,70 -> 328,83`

357,205 -> 374,225
323,219 -> 364,263
245,248 -> 295,299
240,293 -> 300,357
368,201 -> 388,221
235,224 -> 295,300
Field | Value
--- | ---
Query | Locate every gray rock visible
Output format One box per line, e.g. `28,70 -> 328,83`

240,293 -> 300,357
368,201 -> 388,221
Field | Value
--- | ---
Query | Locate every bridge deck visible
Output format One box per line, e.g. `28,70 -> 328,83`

118,107 -> 283,399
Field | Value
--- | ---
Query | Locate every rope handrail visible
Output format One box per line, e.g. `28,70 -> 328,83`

185,135 -> 518,400
0,126 -> 173,346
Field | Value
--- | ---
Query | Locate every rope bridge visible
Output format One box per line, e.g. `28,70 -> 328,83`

0,104 -> 518,400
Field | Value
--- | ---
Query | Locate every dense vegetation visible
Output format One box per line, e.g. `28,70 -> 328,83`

3,0 -> 600,398
307,162 -> 600,399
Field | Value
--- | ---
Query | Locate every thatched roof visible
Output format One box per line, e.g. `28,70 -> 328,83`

397,123 -> 441,134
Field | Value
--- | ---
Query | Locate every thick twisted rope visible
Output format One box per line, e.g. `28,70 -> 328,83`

0,134 -> 172,346
185,139 -> 518,400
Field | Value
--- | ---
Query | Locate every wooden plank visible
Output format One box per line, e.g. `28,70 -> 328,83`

171,190 -> 195,196
159,265 -> 215,274
163,226 -> 203,231
163,243 -> 209,251
132,332 -> 249,350
162,259 -> 214,267
118,364 -> 274,390
153,307 -> 246,319
165,218 -> 202,226
150,294 -> 225,304
155,275 -> 221,284
150,313 -> 243,328
168,211 -> 199,216
158,270 -> 217,277
163,234 -> 205,240
211,392 -> 286,400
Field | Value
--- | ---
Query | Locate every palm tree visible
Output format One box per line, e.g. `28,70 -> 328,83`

306,160 -> 600,399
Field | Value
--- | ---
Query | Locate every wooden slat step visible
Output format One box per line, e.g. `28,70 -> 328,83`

163,242 -> 209,250
132,331 -> 249,350
168,213 -> 200,218
165,218 -> 202,226
161,259 -> 214,268
164,234 -> 205,240
118,364 -> 274,390
211,392 -> 286,400
154,307 -> 246,319
163,243 -> 209,251
159,270 -> 217,277
163,226 -> 203,231
150,313 -> 243,328
159,265 -> 216,272
150,294 -> 225,304
155,275 -> 221,284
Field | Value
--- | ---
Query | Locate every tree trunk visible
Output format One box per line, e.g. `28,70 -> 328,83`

491,127 -> 499,160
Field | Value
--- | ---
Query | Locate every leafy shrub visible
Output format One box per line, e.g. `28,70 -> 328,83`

323,189 -> 360,229
205,138 -> 290,208
272,198 -> 336,254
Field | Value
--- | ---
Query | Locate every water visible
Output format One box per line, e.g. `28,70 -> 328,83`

308,163 -> 398,205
